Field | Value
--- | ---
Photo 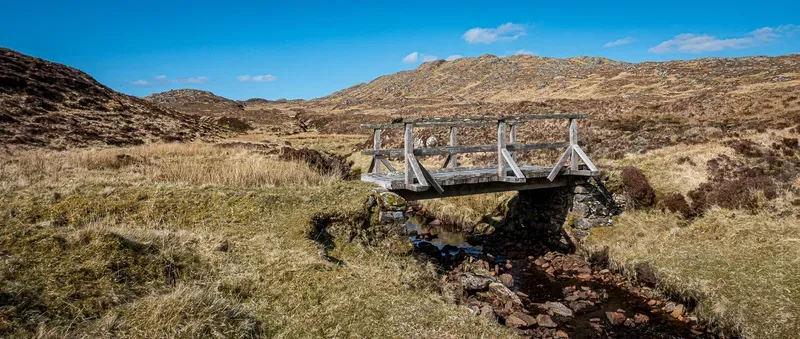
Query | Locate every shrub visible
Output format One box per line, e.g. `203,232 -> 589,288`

688,177 -> 777,214
660,193 -> 693,219
620,166 -> 656,208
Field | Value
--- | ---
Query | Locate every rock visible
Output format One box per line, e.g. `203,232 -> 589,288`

548,302 -> 573,317
479,305 -> 496,321
624,318 -> 636,327
459,272 -> 493,291
415,242 -> 441,258
425,136 -> 438,148
635,262 -> 658,286
377,192 -> 407,212
379,211 -> 406,224
606,312 -> 626,325
569,301 -> 591,313
488,282 -> 522,308
664,302 -> 675,313
505,314 -> 527,328
555,330 -> 569,338
671,304 -> 685,318
574,217 -> 593,230
414,138 -> 424,148
634,313 -> 650,324
536,314 -> 557,327
499,273 -> 514,288
511,312 -> 537,327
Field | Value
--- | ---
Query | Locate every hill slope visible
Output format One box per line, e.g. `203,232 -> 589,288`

0,48 -> 225,149
325,54 -> 800,102
145,89 -> 244,115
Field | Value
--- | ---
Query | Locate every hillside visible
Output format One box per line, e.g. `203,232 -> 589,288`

145,89 -> 244,114
326,54 -> 800,102
0,48 -> 226,149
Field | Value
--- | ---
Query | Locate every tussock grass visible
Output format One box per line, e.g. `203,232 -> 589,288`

586,133 -> 800,337
0,142 -> 513,338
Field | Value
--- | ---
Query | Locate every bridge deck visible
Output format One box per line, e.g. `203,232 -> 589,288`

362,165 -> 596,191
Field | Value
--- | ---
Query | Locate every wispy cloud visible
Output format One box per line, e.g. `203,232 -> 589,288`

422,55 -> 439,62
402,52 -> 419,63
445,55 -> 464,61
650,24 -> 799,53
649,33 -> 752,53
238,74 -> 277,82
131,80 -> 149,86
514,49 -> 535,56
154,75 -> 167,80
603,36 -> 635,48
462,22 -> 526,44
187,76 -> 209,84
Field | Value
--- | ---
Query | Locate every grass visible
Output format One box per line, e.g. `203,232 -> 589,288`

584,133 -> 800,338
0,142 -> 513,338
417,192 -> 514,228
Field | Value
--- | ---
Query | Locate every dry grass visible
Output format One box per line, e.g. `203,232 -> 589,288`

585,132 -> 800,337
419,192 -> 514,227
0,141 -> 513,338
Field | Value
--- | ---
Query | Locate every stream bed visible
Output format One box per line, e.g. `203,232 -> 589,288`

407,218 -> 721,338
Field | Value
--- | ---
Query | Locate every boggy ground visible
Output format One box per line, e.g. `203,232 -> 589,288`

0,141 -> 517,338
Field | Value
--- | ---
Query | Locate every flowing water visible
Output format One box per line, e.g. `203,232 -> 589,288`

406,217 -> 719,338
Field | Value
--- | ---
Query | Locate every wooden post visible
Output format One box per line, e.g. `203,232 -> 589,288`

497,120 -> 506,177
449,126 -> 457,169
569,119 -> 578,171
404,123 -> 414,185
373,128 -> 382,173
509,123 -> 517,161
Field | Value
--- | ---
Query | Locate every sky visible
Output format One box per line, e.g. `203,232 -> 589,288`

2,0 -> 799,100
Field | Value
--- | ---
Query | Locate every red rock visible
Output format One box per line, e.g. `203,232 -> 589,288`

555,330 -> 569,338
605,312 -> 626,325
536,314 -> 558,327
647,300 -> 657,306
505,314 -> 527,328
671,304 -> 685,318
634,313 -> 650,324
577,273 -> 592,280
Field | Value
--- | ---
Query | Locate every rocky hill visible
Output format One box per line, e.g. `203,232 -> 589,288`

325,54 -> 800,102
145,89 -> 244,114
0,48 -> 226,149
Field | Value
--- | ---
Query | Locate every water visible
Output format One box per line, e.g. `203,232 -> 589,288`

406,218 -> 717,338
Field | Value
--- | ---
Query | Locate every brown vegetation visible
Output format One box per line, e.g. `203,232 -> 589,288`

0,48 -> 228,149
620,166 -> 656,208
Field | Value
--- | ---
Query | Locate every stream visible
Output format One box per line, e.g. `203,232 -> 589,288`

406,216 -> 720,339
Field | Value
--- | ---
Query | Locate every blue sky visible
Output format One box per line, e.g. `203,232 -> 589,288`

2,0 -> 799,100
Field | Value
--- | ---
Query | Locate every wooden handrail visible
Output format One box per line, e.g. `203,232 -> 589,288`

394,113 -> 587,124
361,142 -> 577,157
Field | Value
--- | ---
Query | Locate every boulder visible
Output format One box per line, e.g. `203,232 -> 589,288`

606,311 -> 626,325
459,272 -> 494,291
505,314 -> 527,328
377,192 -> 407,212
510,312 -> 537,327
425,136 -> 438,148
479,305 -> 495,321
548,302 -> 573,317
488,282 -> 522,308
536,314 -> 557,327
499,273 -> 514,288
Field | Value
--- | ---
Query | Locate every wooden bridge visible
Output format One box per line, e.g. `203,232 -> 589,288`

360,114 -> 599,200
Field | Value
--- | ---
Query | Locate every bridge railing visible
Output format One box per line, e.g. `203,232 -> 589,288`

360,114 -> 598,192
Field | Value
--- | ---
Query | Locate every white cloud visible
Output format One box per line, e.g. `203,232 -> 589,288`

462,22 -> 526,44
131,80 -> 149,86
750,27 -> 779,41
402,52 -> 419,63
422,55 -> 439,62
445,55 -> 464,61
649,33 -> 752,53
514,49 -> 535,56
603,36 -> 635,48
237,74 -> 277,82
186,76 -> 209,84
154,75 -> 167,80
